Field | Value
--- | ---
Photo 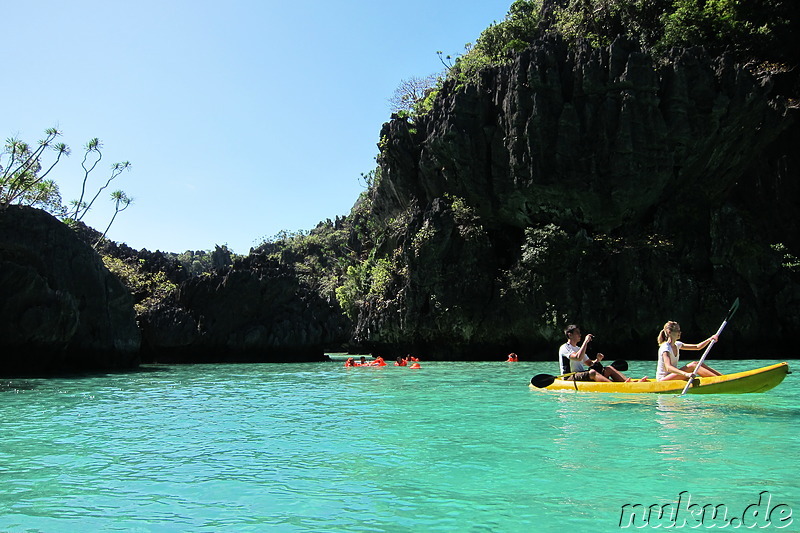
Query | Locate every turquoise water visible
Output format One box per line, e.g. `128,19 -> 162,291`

1,359 -> 797,532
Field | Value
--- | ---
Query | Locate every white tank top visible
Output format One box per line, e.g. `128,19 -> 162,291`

656,341 -> 684,381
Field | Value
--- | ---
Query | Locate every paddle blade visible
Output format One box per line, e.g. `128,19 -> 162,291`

610,360 -> 628,372
530,374 -> 557,388
726,298 -> 740,321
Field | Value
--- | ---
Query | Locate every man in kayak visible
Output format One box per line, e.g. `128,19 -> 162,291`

559,325 -> 634,382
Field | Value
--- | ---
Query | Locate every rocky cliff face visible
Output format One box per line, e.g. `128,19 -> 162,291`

356,37 -> 799,359
138,253 -> 350,362
0,206 -> 141,374
3,36 -> 796,368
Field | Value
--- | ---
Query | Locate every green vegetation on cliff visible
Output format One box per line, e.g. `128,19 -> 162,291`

102,255 -> 178,315
126,0 -> 798,358
354,0 -> 800,358
251,184 -> 381,317
9,0 -> 790,362
471,0 -> 796,68
398,0 -> 797,117
1,128 -> 134,247
0,129 -> 68,214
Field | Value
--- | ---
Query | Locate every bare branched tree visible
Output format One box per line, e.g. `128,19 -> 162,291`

388,74 -> 439,114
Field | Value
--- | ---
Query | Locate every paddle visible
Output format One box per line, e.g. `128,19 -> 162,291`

680,298 -> 740,395
530,372 -> 573,388
530,360 -> 628,388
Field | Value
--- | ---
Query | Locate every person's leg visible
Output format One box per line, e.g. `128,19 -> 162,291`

699,362 -> 722,376
604,366 -> 629,382
684,361 -> 721,377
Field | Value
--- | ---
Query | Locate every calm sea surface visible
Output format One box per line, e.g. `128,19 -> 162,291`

1,358 -> 797,532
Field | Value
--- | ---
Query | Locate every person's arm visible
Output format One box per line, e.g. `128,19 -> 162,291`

661,351 -> 692,378
589,352 -> 605,365
681,335 -> 719,351
560,345 -> 580,361
574,333 -> 593,360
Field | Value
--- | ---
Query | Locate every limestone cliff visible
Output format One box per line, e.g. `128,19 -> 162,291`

138,253 -> 349,362
353,37 -> 800,359
4,36 -> 797,368
0,206 -> 141,374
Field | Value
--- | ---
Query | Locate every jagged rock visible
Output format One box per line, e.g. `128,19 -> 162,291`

71,221 -> 189,284
5,36 -> 797,366
0,206 -> 141,374
379,38 -> 793,231
360,37 -> 799,359
139,254 -> 350,362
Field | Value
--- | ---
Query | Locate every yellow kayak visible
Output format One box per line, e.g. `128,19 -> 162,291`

531,362 -> 789,394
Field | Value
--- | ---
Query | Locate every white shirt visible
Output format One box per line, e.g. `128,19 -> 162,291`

656,341 -> 684,381
559,342 -> 589,373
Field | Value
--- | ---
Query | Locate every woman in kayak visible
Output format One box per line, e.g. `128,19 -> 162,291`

656,321 -> 722,381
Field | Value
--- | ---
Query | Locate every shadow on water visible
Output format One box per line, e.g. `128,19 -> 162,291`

0,364 -> 175,389
0,380 -> 36,392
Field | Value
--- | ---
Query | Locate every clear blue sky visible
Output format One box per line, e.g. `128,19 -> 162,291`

4,1 -> 513,254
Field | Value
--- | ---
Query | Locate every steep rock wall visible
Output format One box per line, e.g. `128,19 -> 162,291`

139,253 -> 350,362
358,37 -> 799,359
0,206 -> 141,374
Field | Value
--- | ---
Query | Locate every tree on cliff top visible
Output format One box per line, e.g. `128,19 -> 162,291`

70,137 -> 132,223
1,127 -> 135,243
436,1 -> 543,87
389,75 -> 439,114
545,0 -> 798,62
95,190 -> 133,248
396,0 -> 798,117
0,129 -> 69,214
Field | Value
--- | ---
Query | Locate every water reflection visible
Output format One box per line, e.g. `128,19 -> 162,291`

654,395 -> 726,465
551,394 -> 581,471
0,380 -> 35,392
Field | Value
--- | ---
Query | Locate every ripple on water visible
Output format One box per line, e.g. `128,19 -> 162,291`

0,360 -> 797,532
